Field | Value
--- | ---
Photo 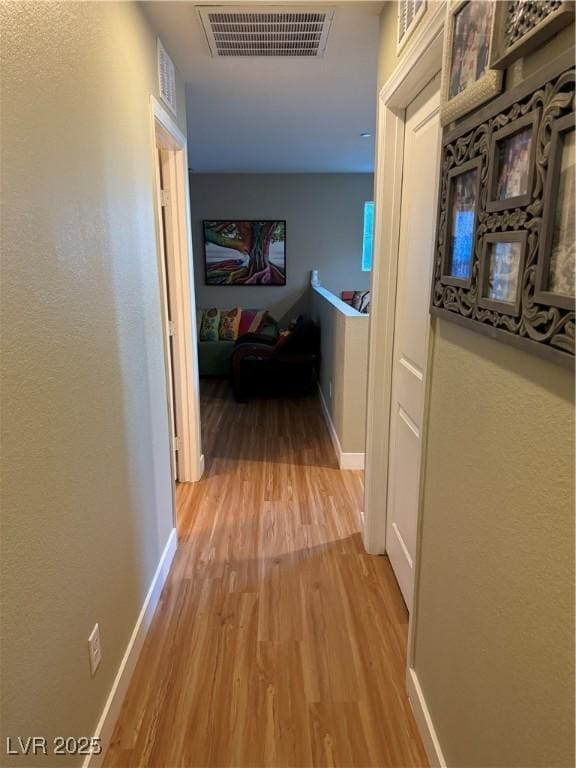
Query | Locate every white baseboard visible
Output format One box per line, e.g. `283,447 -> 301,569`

406,667 -> 447,768
317,384 -> 365,470
83,527 -> 178,768
340,451 -> 366,470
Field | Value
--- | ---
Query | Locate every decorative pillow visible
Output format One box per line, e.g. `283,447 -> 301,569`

352,290 -> 371,314
200,307 -> 221,341
239,309 -> 267,336
219,307 -> 241,341
196,308 -> 204,333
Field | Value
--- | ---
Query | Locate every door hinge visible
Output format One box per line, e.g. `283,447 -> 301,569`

174,436 -> 180,451
160,188 -> 169,207
168,320 -> 176,337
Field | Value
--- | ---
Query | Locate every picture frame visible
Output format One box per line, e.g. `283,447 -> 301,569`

486,110 -> 539,212
431,49 -> 575,367
478,231 -> 528,316
397,0 -> 427,54
440,0 -> 503,126
442,157 -> 482,288
490,1 -> 576,70
203,220 -> 286,286
535,112 -> 575,311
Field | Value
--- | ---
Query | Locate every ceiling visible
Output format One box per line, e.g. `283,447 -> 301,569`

141,2 -> 383,173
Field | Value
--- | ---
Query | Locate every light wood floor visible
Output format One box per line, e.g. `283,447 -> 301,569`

104,379 -> 428,768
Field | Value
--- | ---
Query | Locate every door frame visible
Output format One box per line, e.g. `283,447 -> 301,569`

363,1 -> 445,555
362,5 -> 447,764
383,72 -> 442,614
150,96 -> 203,488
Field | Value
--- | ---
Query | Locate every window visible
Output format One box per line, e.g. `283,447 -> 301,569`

362,201 -> 374,272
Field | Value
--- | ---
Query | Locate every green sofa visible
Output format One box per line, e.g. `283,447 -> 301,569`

197,311 -> 278,376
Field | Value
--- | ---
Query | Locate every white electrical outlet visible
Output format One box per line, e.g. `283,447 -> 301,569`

88,623 -> 102,675
329,381 -> 332,399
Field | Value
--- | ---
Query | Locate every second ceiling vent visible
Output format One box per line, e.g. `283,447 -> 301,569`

197,6 -> 335,57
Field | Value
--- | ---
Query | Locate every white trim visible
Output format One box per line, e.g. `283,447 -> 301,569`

340,452 -> 365,470
152,96 -> 185,146
363,0 -> 445,556
406,668 -> 447,768
363,6 -> 447,765
317,384 -> 365,470
382,0 -> 446,109
150,96 -> 203,484
83,528 -> 178,768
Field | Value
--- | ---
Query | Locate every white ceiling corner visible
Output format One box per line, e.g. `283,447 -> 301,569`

141,1 -> 383,173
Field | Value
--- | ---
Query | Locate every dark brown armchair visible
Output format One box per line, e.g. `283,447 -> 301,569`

231,315 -> 320,402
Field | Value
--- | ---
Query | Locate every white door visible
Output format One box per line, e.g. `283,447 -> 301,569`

386,74 -> 441,610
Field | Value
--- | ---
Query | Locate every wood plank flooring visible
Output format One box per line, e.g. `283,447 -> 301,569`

104,379 -> 428,768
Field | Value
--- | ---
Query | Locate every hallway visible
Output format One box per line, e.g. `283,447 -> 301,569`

104,381 -> 428,767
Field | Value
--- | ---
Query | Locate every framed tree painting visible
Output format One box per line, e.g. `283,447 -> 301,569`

203,220 -> 286,286
441,0 -> 503,126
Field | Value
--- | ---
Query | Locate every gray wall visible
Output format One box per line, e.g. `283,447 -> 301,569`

311,288 -> 369,455
189,173 -> 374,322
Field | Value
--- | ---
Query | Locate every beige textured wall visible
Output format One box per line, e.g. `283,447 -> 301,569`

377,1 -> 398,91
375,4 -> 575,766
415,321 -> 574,767
0,3 -> 186,764
311,288 -> 369,454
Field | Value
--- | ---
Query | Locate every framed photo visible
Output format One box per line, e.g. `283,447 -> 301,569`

490,1 -> 576,70
203,220 -> 286,286
535,112 -> 575,311
442,158 -> 482,287
478,232 -> 528,316
486,111 -> 539,211
441,0 -> 503,126
397,0 -> 427,53
431,49 -> 575,367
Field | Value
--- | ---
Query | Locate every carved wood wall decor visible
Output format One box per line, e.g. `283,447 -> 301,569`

431,50 -> 575,368
490,1 -> 575,70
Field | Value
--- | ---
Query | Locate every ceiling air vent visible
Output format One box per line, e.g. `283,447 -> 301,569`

197,6 -> 335,57
157,39 -> 177,115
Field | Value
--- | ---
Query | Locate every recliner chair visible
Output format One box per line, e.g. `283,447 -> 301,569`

231,315 -> 320,402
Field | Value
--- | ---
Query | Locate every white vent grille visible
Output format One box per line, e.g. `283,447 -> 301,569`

157,39 -> 177,115
198,7 -> 335,57
397,0 -> 426,52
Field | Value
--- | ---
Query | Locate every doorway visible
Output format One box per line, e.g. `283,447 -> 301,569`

363,1 -> 446,606
151,97 -> 203,489
385,73 -> 441,610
